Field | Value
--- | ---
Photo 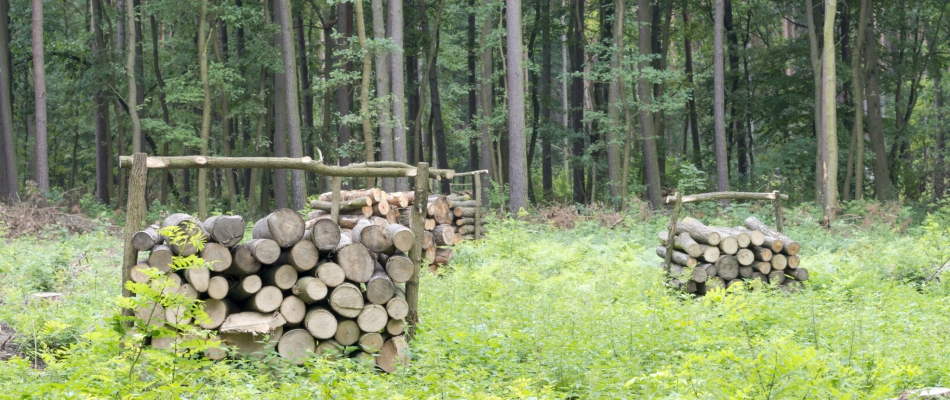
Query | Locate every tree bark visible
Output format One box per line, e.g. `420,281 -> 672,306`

570,0 -> 586,203
506,0 -> 528,212
936,72 -> 946,201
821,0 -> 838,225
0,0 -> 15,203
863,2 -> 893,200
372,0 -> 394,191
637,0 -> 661,208
606,0 -> 624,206
805,0 -> 823,206
198,0 -> 212,218
32,0 -> 49,194
389,0 -> 409,191
355,0 -> 374,188
477,15 -> 494,205
276,0 -> 306,210
337,2 -> 353,168
712,0 -> 728,205
91,0 -> 110,205
682,6 -> 701,169
414,0 -> 449,194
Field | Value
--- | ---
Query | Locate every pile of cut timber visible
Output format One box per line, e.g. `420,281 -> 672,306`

656,216 -> 807,294
307,189 -> 485,272
130,209 -> 411,371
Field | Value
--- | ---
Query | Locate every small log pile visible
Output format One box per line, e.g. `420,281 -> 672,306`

308,188 -> 486,272
130,209 -> 411,371
655,216 -> 807,294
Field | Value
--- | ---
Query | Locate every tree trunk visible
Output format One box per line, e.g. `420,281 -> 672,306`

936,71 -> 946,201
821,0 -> 838,226
198,0 -> 212,218
372,0 -> 394,191
540,0 -> 553,198
570,0 -> 586,203
389,0 -> 409,191
0,0 -> 15,203
712,0 -> 728,205
606,0 -> 624,207
478,14 -> 494,205
275,0 -> 305,210
91,0 -> 110,205
467,0 -> 478,186
32,0 -> 49,194
506,0 -> 528,212
413,0 -> 449,194
682,7 -> 701,169
863,3 -> 892,200
636,0 -> 661,208
337,2 -> 353,168
295,15 -> 313,131
805,0 -> 824,206
355,0 -> 374,188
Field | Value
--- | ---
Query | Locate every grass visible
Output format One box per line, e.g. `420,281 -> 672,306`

1,201 -> 949,398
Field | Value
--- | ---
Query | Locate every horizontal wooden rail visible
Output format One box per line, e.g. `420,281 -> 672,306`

119,155 -> 454,179
664,191 -> 789,204
452,169 -> 488,177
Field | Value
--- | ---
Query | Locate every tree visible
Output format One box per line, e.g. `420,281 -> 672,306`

415,0 -> 449,194
845,0 -> 869,201
372,0 -> 394,191
863,1 -> 893,200
682,5 -> 701,169
606,0 -> 623,207
93,0 -> 110,205
639,0 -> 661,207
822,0 -> 838,225
389,0 -> 409,191
32,0 -> 49,194
506,0 -> 528,213
355,0 -> 374,189
712,0 -> 727,204
478,8 -> 494,206
570,0 -> 586,203
198,0 -> 212,218
0,0 -> 17,203
805,0 -> 823,206
276,0 -> 306,209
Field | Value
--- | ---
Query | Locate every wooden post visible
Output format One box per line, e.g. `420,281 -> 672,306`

664,190 -> 681,270
773,190 -> 784,233
474,172 -> 482,240
330,176 -> 341,224
406,162 -> 429,341
121,153 -> 148,318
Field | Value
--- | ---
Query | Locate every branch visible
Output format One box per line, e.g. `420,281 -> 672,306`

664,191 -> 789,204
119,155 -> 454,179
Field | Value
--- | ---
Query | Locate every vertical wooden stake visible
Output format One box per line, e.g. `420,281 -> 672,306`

664,191 -> 681,271
773,190 -> 784,233
406,162 -> 429,341
331,176 -> 341,224
121,153 -> 148,319
474,172 -> 482,240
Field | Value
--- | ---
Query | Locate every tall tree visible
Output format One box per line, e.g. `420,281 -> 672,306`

416,0 -> 449,193
540,0 -> 553,198
277,0 -> 306,209
606,0 -> 624,206
467,0 -> 478,185
805,0 -> 823,205
638,0 -> 661,207
570,0 -> 586,203
478,9 -> 494,205
822,0 -> 838,225
337,2 -> 353,168
32,0 -> 49,194
198,0 -> 212,218
936,71 -> 947,201
93,0 -> 110,205
389,0 -> 409,190
506,0 -> 527,212
846,0 -> 869,201
126,0 -> 141,155
355,0 -> 374,188
712,0 -> 728,203
0,0 -> 17,203
212,19 -> 238,211
682,5 -> 701,169
863,1 -> 893,200
372,0 -> 394,191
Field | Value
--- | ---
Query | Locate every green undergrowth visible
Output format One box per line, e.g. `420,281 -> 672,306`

1,202 -> 950,398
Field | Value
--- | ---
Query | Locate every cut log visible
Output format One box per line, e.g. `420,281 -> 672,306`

725,279 -> 744,289
670,263 -> 707,283
434,248 -> 454,265
696,263 -> 717,279
427,195 -> 452,224
385,206 -> 399,224
723,230 -> 751,248
198,298 -> 236,329
425,219 -> 436,230
356,223 -> 394,254
201,243 -> 233,272
315,339 -> 343,360
310,196 -> 374,212
450,200 -> 477,208
706,276 -> 726,291
304,306 -> 338,339
165,284 -> 198,325
372,200 -> 390,217
219,311 -> 286,334
359,332 -> 385,353
153,272 -> 182,294
745,216 -> 800,255
732,226 -> 765,246
252,208 -> 306,248
387,192 -> 409,207
656,246 -> 698,267
244,286 -> 283,313
771,253 -> 788,271
260,264 -> 298,290
226,275 -> 262,301
357,304 -> 389,333
397,208 -> 412,226
386,318 -> 405,336
384,254 -> 414,283
308,218 -> 342,251
671,279 -> 697,293
308,209 -> 330,220
132,226 -> 164,251
279,295 -> 307,325
334,319 -> 360,346
131,260 -> 151,283
319,188 -> 385,203
293,276 -> 328,304
366,262 -> 396,305
334,234 -> 375,283
423,231 -> 434,248
786,267 -> 808,281
335,215 -> 364,229
227,244 -> 262,276
715,255 -> 740,280
432,224 -> 455,246
457,225 -> 477,235
658,231 -> 703,258
204,335 -> 228,360
386,224 -> 414,253
244,239 -> 281,265
738,265 -> 753,278
136,302 -> 166,327
315,261 -> 346,287
750,247 -> 773,262
455,217 -> 475,226
698,244 -> 721,262
202,215 -> 246,247
278,240 -> 320,272
184,266 -> 210,292
207,276 -> 230,299
161,213 -> 208,256
424,245 -> 436,263
277,328 -> 315,365
453,207 -> 476,218
749,272 -> 768,283
787,255 -> 800,269
454,233 -> 463,245
220,326 -> 283,359
735,249 -> 755,266
386,285 -> 408,319
718,236 -> 739,255
768,270 -> 786,285
329,282 -> 365,318
148,245 -> 174,273
675,220 -> 722,246
761,235 -> 785,253
751,261 -> 771,274
340,206 -> 374,218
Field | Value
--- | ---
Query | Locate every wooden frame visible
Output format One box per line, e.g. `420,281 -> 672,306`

119,153 -> 463,340
661,190 -> 790,270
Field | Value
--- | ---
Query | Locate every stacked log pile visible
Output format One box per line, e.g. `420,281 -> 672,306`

130,209 -> 411,371
307,189 -> 486,272
655,216 -> 807,295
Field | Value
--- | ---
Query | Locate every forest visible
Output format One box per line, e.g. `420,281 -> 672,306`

0,0 -> 946,216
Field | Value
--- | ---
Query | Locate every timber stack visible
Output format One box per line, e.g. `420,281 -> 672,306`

130,208 -> 411,372
307,188 -> 486,272
655,216 -> 807,295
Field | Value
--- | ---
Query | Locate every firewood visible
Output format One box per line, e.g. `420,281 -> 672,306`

715,255 -> 739,280
202,215 -> 246,247
427,195 -> 452,224
292,276 -> 328,304
386,285 -> 409,319
453,207 -> 476,218
386,224 -> 414,253
243,239 -> 281,265
732,226 -> 765,246
335,215 -> 364,229
454,233 -> 463,244
745,216 -> 800,255
786,267 -> 808,281
359,332 -> 385,353
397,208 -> 412,226
457,225 -> 477,235
698,244 -> 720,262
307,218 -> 342,251
315,261 -> 346,287
423,231 -> 434,249
383,254 -> 413,283
658,231 -> 703,258
201,243 -> 233,272
277,240 -> 320,272
310,196 -> 374,212
670,263 -> 707,283
228,244 -> 262,276
751,261 -> 771,274
718,236 -> 739,255
198,298 -> 236,329
315,339 -> 344,360
674,220 -> 721,246
385,206 -> 400,224
357,304 -> 389,333
259,264 -> 298,290
244,286 -> 283,313
425,219 -> 436,230
220,326 -> 283,359
750,246 -> 773,262
219,311 -> 286,334
329,283 -> 365,318
184,266 -> 210,292
455,217 -> 475,226
386,192 -> 409,207
334,319 -> 361,346
279,295 -> 307,325
450,200 -> 477,208
787,255 -> 800,269
225,275 -> 262,301
277,328 -> 315,365
768,270 -> 786,285
696,263 -> 717,279
366,262 -> 396,305
304,306 -> 338,339
308,210 -> 330,220
447,194 -> 470,202
771,254 -> 788,271
132,226 -> 164,251
761,235 -> 785,253
148,245 -> 174,273
354,220 -> 394,253
207,276 -> 230,299
386,319 -> 405,336
735,249 -> 755,266
319,188 -> 385,203
432,224 -> 455,246
252,208 -> 306,248
162,213 -> 208,256
434,248 -> 454,265
131,260 -> 150,283
334,234 -> 375,283
655,246 -> 698,267
372,200 -> 390,217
